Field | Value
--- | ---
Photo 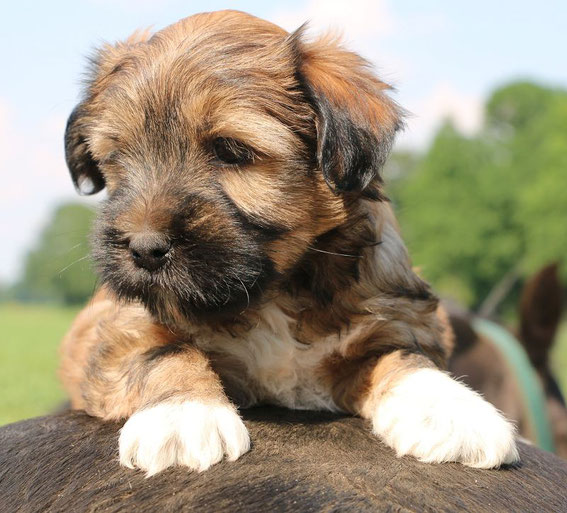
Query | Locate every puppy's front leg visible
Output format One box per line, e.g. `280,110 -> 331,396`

358,351 -> 519,468
60,293 -> 250,476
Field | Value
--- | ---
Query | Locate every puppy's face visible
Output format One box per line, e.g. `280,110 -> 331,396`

65,11 -> 402,325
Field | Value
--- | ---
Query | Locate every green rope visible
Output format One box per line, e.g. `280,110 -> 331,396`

472,318 -> 555,453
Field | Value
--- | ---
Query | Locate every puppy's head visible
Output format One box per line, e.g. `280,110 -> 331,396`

65,10 -> 403,325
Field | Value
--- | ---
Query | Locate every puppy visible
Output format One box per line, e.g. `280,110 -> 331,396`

60,10 -> 518,476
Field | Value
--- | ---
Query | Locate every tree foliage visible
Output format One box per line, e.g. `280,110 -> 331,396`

15,203 -> 96,305
392,81 -> 567,309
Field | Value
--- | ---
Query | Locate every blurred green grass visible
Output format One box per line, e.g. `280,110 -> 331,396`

553,322 -> 567,396
0,303 -> 566,426
0,304 -> 79,425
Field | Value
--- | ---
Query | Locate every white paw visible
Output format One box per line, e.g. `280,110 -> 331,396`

119,401 -> 250,476
372,368 -> 519,468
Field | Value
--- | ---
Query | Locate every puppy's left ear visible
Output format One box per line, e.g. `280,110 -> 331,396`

294,31 -> 404,199
65,104 -> 105,195
64,30 -> 151,195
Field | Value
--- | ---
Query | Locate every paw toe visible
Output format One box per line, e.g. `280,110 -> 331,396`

373,369 -> 520,468
118,401 -> 250,475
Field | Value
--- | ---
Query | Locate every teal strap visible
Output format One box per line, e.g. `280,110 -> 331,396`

472,318 -> 555,453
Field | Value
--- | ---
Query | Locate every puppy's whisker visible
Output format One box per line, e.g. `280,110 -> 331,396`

306,246 -> 363,259
63,242 -> 85,253
222,280 -> 232,306
249,267 -> 262,290
235,276 -> 250,312
58,255 -> 90,276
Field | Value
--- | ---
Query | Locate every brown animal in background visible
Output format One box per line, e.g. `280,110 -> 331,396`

60,10 -> 517,476
520,263 -> 567,457
449,263 -> 567,458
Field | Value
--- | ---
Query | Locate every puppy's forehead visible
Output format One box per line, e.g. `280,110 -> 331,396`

107,12 -> 295,106
158,10 -> 288,45
156,13 -> 291,78
93,11 -> 305,157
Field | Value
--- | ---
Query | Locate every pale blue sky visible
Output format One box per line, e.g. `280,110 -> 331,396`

1,0 -> 566,281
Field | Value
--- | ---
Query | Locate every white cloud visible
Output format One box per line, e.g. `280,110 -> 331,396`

397,82 -> 484,150
88,0 -> 176,11
397,12 -> 450,37
271,0 -> 395,39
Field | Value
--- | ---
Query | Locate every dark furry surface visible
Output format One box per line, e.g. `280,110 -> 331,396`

1,408 -> 566,512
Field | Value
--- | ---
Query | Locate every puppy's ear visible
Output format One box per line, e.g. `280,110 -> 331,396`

64,30 -> 151,195
65,104 -> 105,195
294,31 -> 404,199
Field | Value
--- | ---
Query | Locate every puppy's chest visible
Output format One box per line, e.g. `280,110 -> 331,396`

193,304 -> 340,411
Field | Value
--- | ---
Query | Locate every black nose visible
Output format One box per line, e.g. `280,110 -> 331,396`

129,232 -> 171,272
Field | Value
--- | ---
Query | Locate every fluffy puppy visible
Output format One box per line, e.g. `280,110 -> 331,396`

60,10 -> 518,476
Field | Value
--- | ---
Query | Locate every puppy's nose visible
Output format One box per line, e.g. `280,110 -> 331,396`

129,232 -> 171,271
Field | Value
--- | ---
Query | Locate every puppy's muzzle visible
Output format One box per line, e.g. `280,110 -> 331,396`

129,232 -> 171,272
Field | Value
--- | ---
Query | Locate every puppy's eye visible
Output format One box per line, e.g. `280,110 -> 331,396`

212,137 -> 253,166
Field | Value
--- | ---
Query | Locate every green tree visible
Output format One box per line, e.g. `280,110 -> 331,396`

486,82 -> 557,134
17,203 -> 97,305
392,81 -> 567,310
496,84 -> 567,275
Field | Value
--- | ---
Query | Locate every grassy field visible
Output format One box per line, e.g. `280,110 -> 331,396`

0,303 -> 79,425
0,303 -> 567,426
553,323 -> 567,394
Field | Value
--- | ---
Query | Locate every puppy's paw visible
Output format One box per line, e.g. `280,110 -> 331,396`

119,400 -> 250,476
372,368 -> 519,468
